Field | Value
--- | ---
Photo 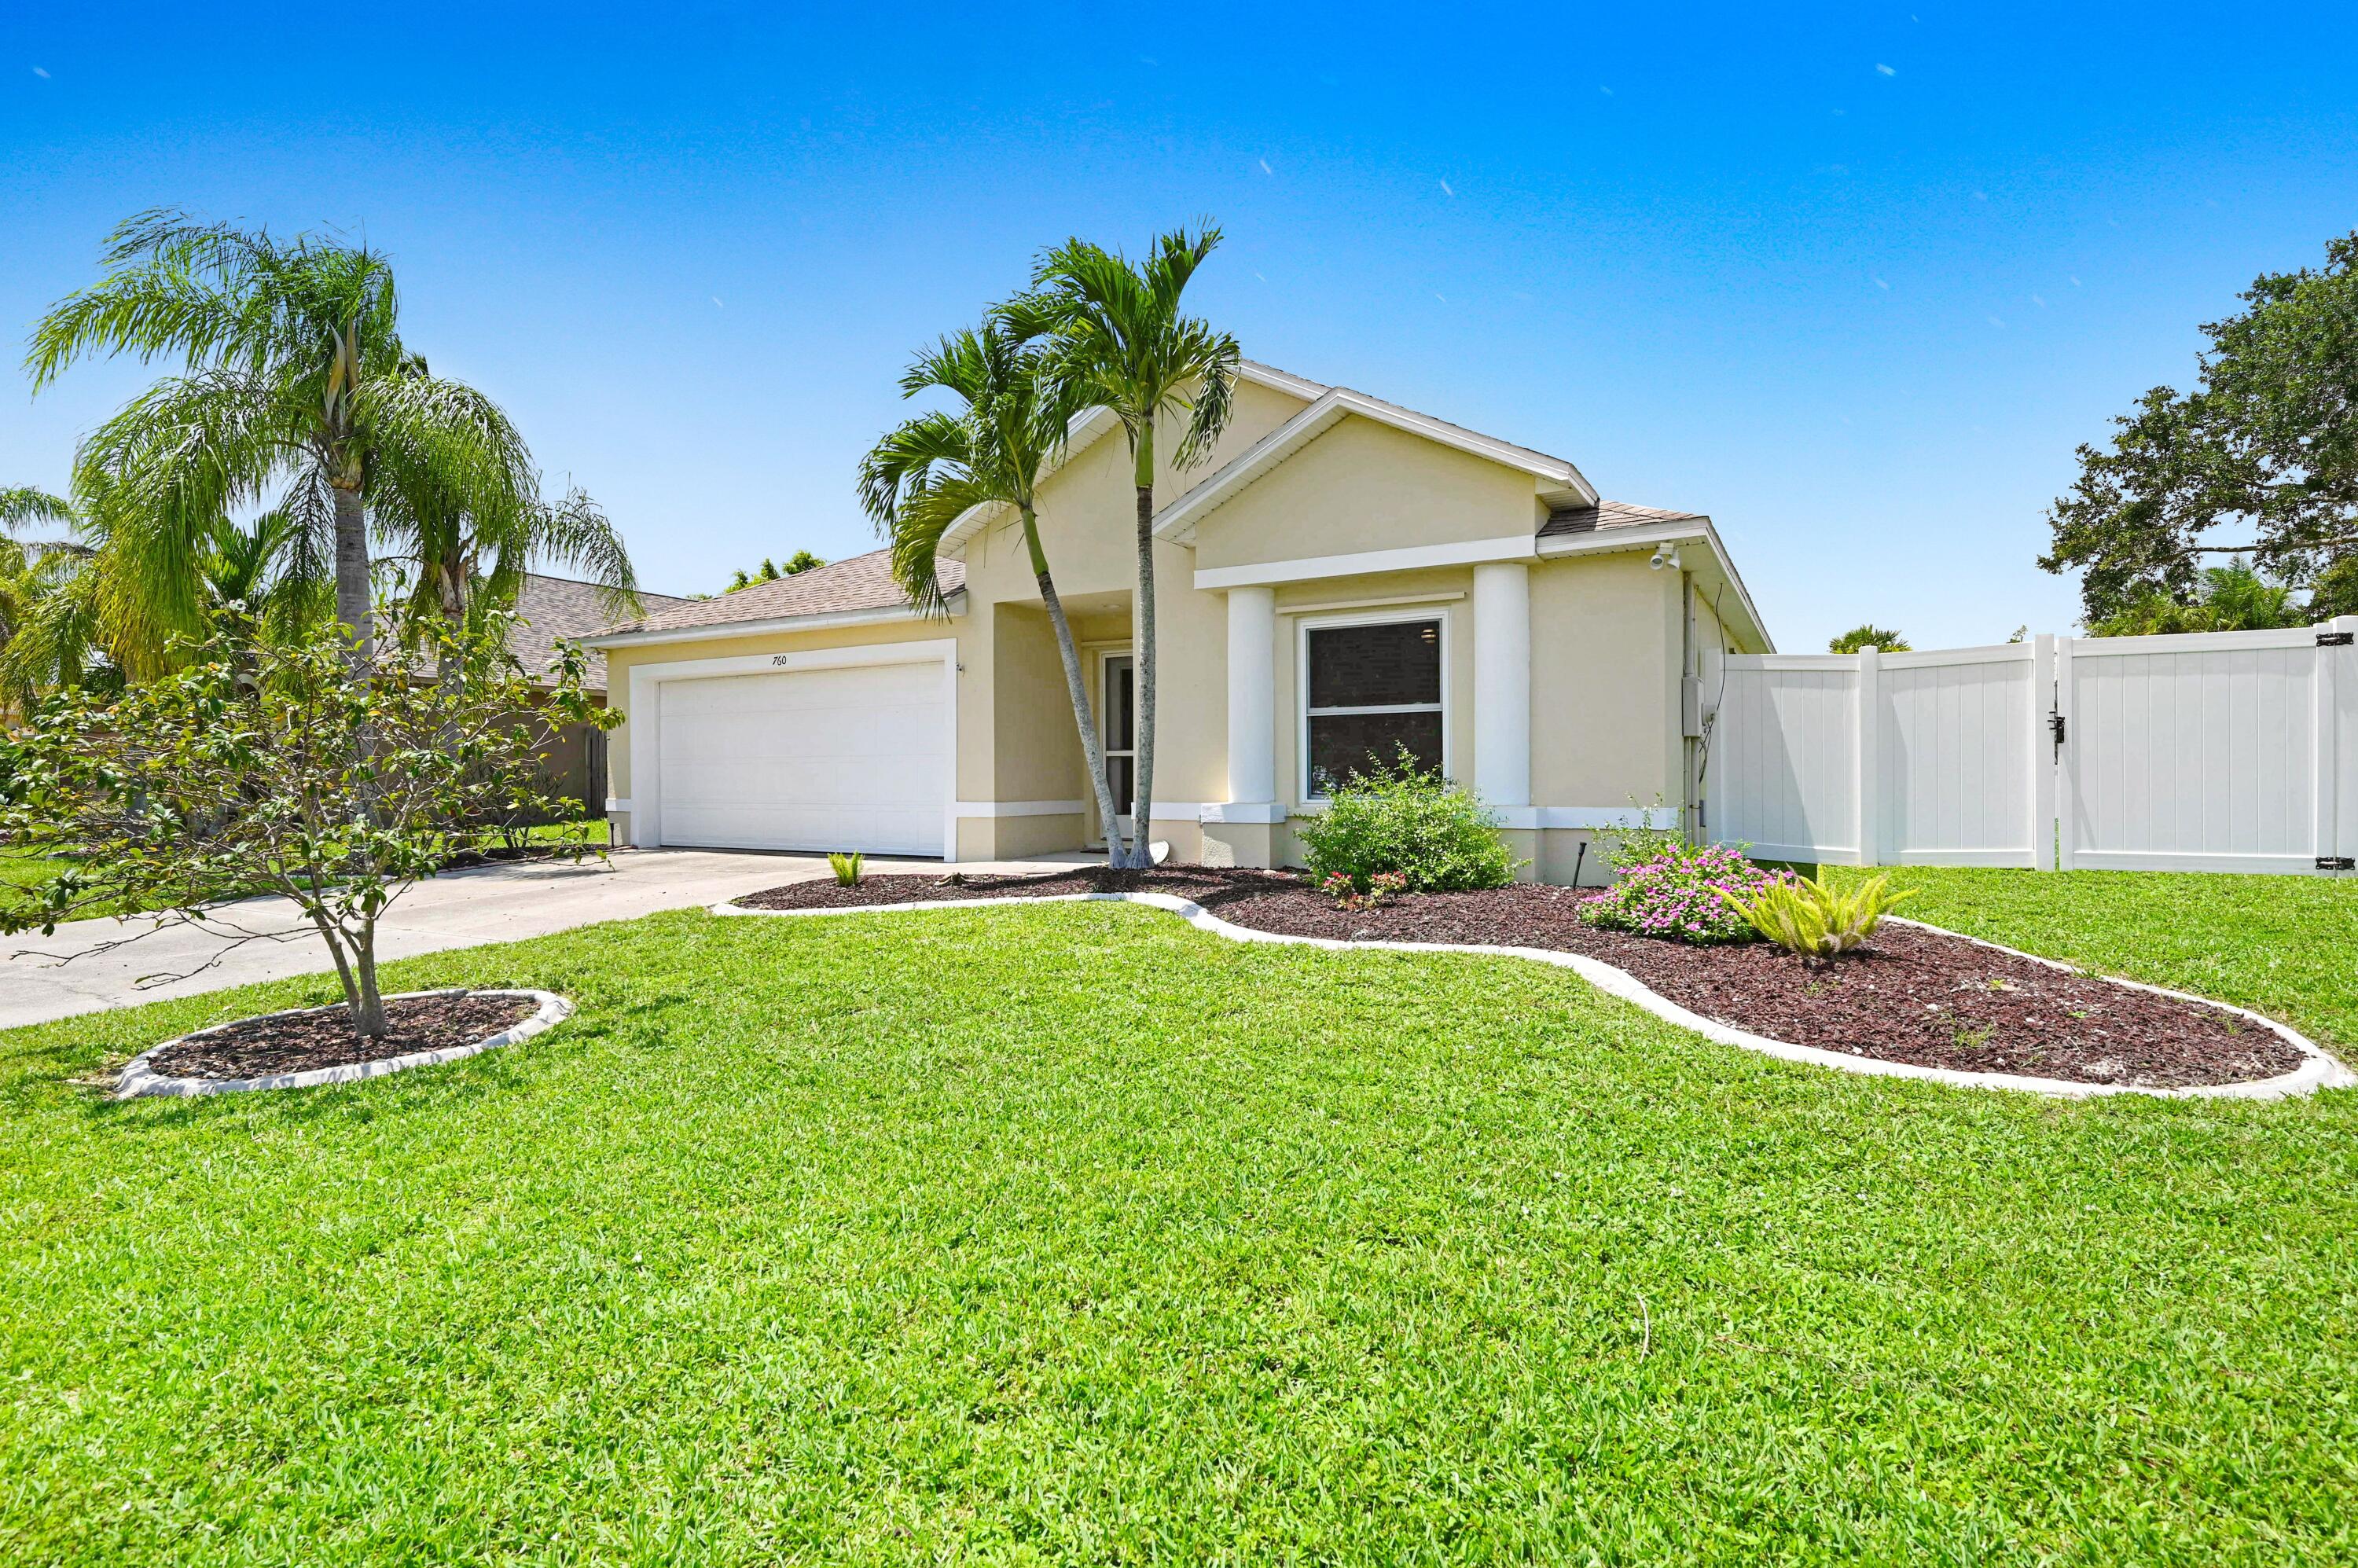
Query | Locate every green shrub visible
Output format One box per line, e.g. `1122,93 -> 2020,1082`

1716,872 -> 1915,958
1295,749 -> 1519,894
828,851 -> 865,887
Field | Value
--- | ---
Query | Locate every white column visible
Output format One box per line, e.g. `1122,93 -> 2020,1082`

1225,586 -> 1276,806
1472,562 -> 1531,808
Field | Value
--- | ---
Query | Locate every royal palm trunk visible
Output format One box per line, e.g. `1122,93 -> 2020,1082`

1024,510 -> 1126,865
1128,435 -> 1158,869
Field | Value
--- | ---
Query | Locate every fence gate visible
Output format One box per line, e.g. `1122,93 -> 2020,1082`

1707,617 -> 2358,876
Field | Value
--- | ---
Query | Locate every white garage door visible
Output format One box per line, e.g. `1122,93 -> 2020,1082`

656,660 -> 948,856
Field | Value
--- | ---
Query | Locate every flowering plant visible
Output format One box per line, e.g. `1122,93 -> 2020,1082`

1320,868 -> 1409,911
1578,842 -> 1791,944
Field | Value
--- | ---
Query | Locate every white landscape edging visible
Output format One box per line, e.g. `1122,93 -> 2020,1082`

114,988 -> 573,1100
712,892 -> 2352,1102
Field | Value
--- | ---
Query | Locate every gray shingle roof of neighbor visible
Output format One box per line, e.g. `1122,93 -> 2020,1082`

586,549 -> 964,641
509,573 -> 694,691
1538,499 -> 1708,538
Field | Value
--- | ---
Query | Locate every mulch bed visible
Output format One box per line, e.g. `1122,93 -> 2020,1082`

145,992 -> 540,1081
736,868 -> 2303,1089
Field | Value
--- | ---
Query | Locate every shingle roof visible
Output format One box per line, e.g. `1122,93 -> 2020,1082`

1538,499 -> 1706,539
587,549 -> 960,641
511,573 -> 694,691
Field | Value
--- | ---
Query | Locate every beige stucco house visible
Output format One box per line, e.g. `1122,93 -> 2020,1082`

584,362 -> 1772,883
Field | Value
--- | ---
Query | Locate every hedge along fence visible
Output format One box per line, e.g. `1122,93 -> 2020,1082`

1706,618 -> 2358,876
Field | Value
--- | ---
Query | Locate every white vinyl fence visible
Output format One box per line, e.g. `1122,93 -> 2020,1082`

1706,618 -> 2358,876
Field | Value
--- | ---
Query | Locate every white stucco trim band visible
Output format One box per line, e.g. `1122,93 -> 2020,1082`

1196,534 -> 1537,591
711,894 -> 2351,1101
956,800 -> 1085,818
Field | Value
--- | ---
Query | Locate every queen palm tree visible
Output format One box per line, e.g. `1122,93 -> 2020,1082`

28,210 -> 525,668
376,461 -> 639,685
858,321 -> 1128,860
1019,226 -> 1240,866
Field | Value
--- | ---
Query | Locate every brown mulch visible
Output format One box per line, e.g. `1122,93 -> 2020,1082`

736,868 -> 2302,1089
145,992 -> 540,1081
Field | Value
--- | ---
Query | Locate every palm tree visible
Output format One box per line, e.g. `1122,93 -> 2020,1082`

1019,226 -> 1240,865
0,486 -> 75,535
28,210 -> 525,667
0,487 -> 97,712
378,467 -> 639,685
860,321 -> 1126,861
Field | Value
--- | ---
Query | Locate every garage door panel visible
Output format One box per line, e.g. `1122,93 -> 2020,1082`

656,660 -> 948,856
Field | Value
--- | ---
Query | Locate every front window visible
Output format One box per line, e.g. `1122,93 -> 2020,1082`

1302,616 -> 1444,798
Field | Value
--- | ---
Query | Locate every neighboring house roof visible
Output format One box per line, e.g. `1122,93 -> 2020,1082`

585,550 -> 965,648
510,573 -> 694,691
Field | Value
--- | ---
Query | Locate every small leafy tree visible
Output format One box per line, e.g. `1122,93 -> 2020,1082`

0,605 -> 614,1039
1827,624 -> 1910,653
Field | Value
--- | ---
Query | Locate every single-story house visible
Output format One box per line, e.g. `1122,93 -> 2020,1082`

584,362 -> 1773,883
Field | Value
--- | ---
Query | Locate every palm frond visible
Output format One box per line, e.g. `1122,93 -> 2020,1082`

0,486 -> 76,532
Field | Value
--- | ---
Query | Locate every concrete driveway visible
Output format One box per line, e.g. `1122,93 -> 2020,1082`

0,847 -> 1085,1032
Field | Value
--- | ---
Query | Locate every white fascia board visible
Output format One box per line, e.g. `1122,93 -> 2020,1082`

581,595 -> 961,651
1154,388 -> 1599,544
1537,519 -> 1776,655
938,362 -> 1328,560
1195,533 -> 1539,591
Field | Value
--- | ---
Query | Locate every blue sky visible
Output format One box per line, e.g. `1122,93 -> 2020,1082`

4,4 -> 2355,651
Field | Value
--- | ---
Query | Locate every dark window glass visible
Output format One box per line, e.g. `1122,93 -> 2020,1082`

1308,711 -> 1443,797
1107,754 -> 1136,814
1306,620 -> 1440,709
1106,659 -> 1135,751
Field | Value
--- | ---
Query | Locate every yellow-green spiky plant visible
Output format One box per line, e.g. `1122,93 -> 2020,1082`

1716,872 -> 1915,959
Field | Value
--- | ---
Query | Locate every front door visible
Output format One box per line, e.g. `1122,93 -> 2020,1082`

1100,652 -> 1136,845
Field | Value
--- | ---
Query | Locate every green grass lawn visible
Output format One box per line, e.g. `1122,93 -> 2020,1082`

2,880 -> 2355,1562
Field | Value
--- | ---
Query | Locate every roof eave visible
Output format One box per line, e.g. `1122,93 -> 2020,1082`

580,593 -> 965,651
1537,518 -> 1776,653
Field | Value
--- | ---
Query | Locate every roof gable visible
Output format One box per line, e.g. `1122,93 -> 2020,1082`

1151,386 -> 1598,543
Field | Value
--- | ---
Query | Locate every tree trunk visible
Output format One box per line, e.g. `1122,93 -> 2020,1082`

1128,432 -> 1158,870
306,909 -> 386,1039
1024,509 -> 1123,866
332,480 -> 373,665
350,922 -> 387,1038
434,559 -> 469,689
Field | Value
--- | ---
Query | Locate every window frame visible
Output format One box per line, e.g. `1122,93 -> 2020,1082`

1295,608 -> 1451,802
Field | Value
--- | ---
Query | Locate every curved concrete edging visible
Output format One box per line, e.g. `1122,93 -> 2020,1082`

114,988 -> 573,1100
712,892 -> 2352,1102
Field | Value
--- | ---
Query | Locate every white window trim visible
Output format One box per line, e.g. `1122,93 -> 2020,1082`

624,639 -> 960,856
1295,608 -> 1451,803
